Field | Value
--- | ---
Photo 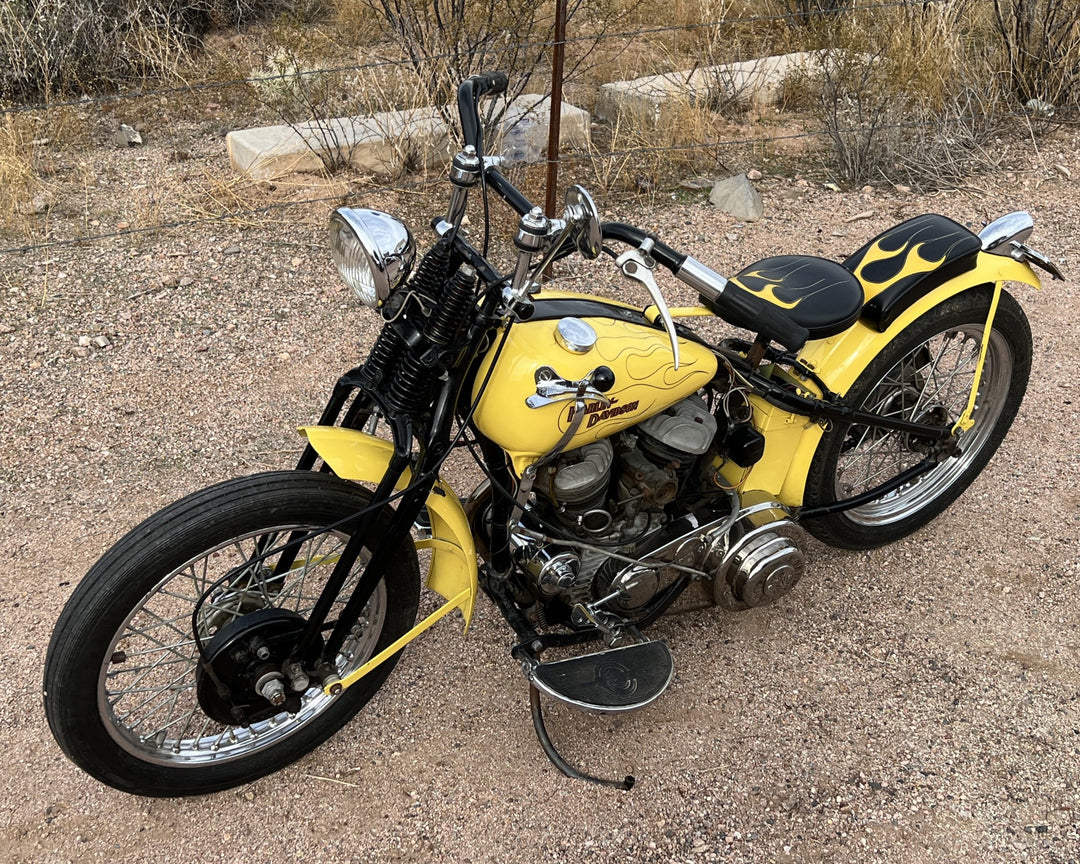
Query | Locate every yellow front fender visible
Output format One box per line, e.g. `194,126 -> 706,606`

727,254 -> 1042,507
298,426 -> 478,693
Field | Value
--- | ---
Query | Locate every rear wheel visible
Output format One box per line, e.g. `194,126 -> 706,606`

43,471 -> 420,796
802,287 -> 1031,549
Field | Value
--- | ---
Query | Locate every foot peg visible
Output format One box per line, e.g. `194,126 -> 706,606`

528,640 -> 673,712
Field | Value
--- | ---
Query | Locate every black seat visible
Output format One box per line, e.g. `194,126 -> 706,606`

728,255 -> 865,341
843,214 -> 982,332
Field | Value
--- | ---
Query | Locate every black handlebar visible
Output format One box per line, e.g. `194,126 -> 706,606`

600,223 -> 687,272
455,75 -> 809,353
457,73 -> 510,155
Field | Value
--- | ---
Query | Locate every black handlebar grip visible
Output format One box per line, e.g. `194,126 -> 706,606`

458,73 -> 510,151
473,71 -> 509,96
706,284 -> 809,353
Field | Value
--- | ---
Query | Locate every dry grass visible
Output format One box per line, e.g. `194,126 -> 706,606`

0,115 -> 42,236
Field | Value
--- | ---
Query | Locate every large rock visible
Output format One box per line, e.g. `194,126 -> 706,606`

709,174 -> 763,222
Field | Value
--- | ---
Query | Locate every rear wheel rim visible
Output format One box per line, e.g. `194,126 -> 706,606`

834,323 -> 1013,527
97,524 -> 387,766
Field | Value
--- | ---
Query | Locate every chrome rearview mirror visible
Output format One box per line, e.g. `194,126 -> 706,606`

564,185 -> 602,260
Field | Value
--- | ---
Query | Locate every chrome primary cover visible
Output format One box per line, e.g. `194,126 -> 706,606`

708,505 -> 806,611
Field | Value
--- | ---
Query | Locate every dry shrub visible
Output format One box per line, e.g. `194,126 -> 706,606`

585,91 -> 735,195
990,0 -> 1080,113
338,0 -> 649,130
0,0 -> 326,102
809,2 -> 1009,189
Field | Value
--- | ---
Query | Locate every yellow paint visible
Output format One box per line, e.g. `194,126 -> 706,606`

952,281 -> 1003,434
718,253 -> 1042,506
472,315 -> 717,476
297,426 -> 477,693
730,271 -> 801,309
848,237 -> 947,291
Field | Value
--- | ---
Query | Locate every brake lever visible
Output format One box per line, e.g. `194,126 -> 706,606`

615,243 -> 680,370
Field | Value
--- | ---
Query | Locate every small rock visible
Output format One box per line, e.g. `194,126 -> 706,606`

222,245 -> 240,255
78,335 -> 92,348
277,351 -> 291,361
92,335 -> 111,349
747,168 -> 763,181
895,184 -> 912,195
70,346 -> 91,358
1025,98 -> 1055,118
709,174 -> 763,222
291,257 -> 302,268
18,193 -> 51,216
679,176 -> 716,191
116,222 -> 130,230
823,181 -> 841,192
161,275 -> 180,288
861,185 -> 873,194
179,276 -> 194,287
113,124 -> 143,147
1055,164 -> 1071,179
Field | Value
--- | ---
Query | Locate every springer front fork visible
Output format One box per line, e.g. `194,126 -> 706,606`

288,375 -> 445,688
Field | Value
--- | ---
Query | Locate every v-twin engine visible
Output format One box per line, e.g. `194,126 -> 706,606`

509,394 -> 806,617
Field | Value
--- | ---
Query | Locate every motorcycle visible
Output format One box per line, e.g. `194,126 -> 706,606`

43,73 -> 1063,796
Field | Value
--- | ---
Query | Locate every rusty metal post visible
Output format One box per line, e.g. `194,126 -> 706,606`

544,0 -> 568,218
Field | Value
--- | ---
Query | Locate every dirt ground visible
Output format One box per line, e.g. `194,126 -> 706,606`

2,119 -> 1079,863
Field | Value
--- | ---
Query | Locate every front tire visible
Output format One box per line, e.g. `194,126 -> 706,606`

43,471 -> 420,796
802,287 -> 1031,549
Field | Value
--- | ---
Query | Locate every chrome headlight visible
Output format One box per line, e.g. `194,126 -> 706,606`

329,208 -> 415,308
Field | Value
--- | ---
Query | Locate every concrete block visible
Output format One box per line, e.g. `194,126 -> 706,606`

595,51 -> 826,123
228,95 -> 591,180
227,106 -> 451,180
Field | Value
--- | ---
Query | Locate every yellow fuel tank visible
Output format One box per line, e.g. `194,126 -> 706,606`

472,297 -> 718,476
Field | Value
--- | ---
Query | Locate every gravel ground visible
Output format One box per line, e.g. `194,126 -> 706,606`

2,125 -> 1079,864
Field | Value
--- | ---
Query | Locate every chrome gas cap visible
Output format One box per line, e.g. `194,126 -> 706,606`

554,317 -> 597,354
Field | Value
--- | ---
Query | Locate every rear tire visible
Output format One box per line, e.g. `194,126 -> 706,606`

802,287 -> 1031,549
43,471 -> 420,796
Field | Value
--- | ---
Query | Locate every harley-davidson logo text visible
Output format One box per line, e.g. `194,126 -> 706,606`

567,398 -> 640,428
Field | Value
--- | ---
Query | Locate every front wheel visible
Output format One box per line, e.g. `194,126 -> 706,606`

43,471 -> 420,796
802,287 -> 1031,549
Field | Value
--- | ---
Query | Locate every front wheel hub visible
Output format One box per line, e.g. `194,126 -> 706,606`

196,608 -> 318,725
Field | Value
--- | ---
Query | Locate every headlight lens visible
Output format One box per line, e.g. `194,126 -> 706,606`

329,208 -> 415,308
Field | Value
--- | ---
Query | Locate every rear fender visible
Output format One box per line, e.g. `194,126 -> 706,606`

299,426 -> 477,692
729,254 -> 1042,507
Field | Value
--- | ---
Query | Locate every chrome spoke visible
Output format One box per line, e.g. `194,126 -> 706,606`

98,521 -> 389,767
833,318 -> 1014,526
